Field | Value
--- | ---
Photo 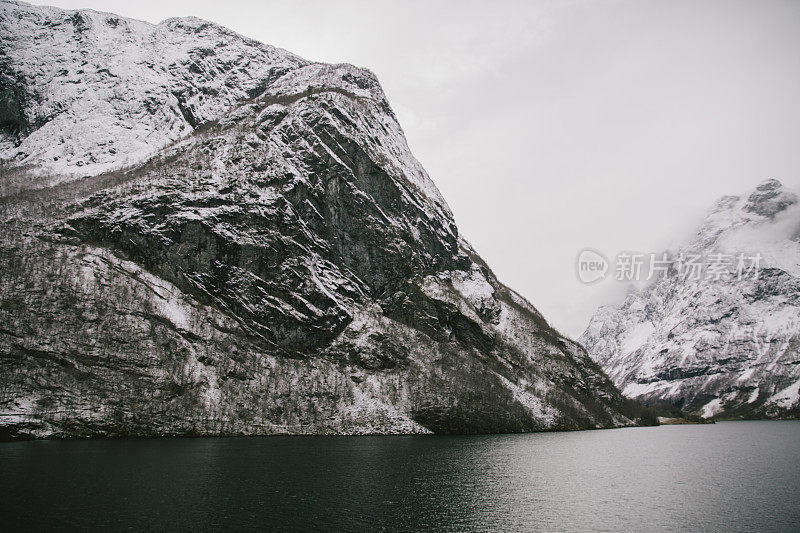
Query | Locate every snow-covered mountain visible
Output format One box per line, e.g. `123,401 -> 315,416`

580,179 -> 800,419
0,1 -> 646,438
0,1 -> 307,178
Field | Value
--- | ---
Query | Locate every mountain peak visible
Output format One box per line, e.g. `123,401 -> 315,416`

581,177 -> 800,420
755,177 -> 784,189
0,0 -> 307,176
693,179 -> 797,249
744,178 -> 796,218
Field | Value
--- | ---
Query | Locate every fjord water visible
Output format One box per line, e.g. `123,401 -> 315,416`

1,422 -> 798,531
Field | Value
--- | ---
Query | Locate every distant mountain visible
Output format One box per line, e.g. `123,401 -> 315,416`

581,179 -> 800,419
0,1 -> 645,439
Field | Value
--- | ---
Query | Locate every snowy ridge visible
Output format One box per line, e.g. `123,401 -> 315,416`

0,0 -> 451,220
580,179 -> 800,418
0,0 -> 304,175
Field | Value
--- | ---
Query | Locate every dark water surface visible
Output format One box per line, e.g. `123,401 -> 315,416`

1,421 -> 798,531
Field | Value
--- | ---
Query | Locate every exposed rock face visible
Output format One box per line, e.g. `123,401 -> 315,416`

0,0 -> 305,176
0,1 -> 642,439
581,179 -> 800,419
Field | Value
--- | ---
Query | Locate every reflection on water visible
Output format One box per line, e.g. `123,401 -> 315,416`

1,421 -> 798,531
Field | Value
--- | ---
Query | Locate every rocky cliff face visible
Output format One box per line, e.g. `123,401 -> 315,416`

0,1 -> 306,177
0,1 -> 643,439
581,179 -> 800,419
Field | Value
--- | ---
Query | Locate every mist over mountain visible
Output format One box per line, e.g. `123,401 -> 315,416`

581,179 -> 800,419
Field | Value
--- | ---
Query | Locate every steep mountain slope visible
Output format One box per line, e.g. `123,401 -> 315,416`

0,0 -> 306,178
0,1 -> 644,438
581,179 -> 800,419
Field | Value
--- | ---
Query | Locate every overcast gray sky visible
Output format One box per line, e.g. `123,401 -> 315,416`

29,0 -> 800,336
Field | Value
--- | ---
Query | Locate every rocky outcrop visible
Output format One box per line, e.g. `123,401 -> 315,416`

0,0 -> 305,176
580,179 -> 800,419
0,1 -> 644,439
